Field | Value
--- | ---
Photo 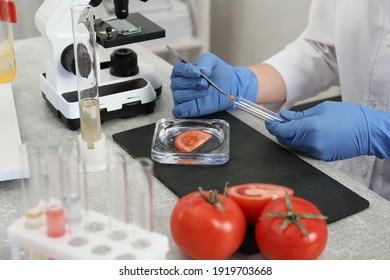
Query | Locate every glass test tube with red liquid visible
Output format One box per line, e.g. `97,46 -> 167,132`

42,149 -> 66,238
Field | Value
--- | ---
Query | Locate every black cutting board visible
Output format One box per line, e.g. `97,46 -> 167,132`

113,112 -> 369,253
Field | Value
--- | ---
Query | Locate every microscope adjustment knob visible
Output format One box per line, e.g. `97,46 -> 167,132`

106,27 -> 113,39
61,44 -> 92,78
61,44 -> 76,75
110,48 -> 139,77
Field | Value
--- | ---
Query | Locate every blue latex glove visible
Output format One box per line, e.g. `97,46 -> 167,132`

170,52 -> 258,118
265,101 -> 390,161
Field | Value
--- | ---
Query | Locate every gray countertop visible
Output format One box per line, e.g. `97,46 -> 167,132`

1,37 -> 390,260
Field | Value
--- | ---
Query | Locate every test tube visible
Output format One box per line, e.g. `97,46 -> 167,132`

71,4 -> 102,149
130,157 -> 154,248
20,144 -> 48,259
71,4 -> 106,172
106,153 -> 129,241
20,144 -> 45,230
42,148 -> 66,238
233,96 -> 283,122
60,139 -> 88,246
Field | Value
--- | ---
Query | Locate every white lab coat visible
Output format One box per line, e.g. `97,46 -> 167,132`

265,0 -> 390,201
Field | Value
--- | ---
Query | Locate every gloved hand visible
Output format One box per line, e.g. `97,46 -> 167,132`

170,52 -> 258,118
265,101 -> 390,161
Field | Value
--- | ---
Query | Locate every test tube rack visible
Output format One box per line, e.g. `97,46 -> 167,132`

7,210 -> 169,260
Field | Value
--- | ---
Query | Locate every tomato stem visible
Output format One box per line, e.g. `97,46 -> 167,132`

261,192 -> 327,239
198,184 -> 228,217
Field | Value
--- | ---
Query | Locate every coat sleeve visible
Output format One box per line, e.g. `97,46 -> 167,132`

265,0 -> 340,109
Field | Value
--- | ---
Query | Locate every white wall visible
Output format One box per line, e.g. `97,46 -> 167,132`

210,0 -> 311,65
12,0 -> 43,40
209,0 -> 339,103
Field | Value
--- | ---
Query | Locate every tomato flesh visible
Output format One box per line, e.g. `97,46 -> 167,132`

174,130 -> 212,152
170,191 -> 246,260
255,196 -> 328,260
227,183 -> 294,226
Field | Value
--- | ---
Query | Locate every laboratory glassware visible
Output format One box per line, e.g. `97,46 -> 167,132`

106,153 -> 129,241
0,0 -> 17,83
233,96 -> 283,121
20,144 -> 45,230
41,147 -> 66,238
60,138 -> 88,246
151,118 -> 230,165
71,4 -> 106,172
19,144 -> 48,259
131,157 -> 154,248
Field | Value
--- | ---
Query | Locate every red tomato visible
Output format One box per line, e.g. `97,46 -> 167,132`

170,188 -> 246,260
227,183 -> 294,226
255,195 -> 328,260
174,130 -> 212,152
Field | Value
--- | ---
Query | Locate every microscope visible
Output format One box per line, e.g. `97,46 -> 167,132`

35,0 -> 165,130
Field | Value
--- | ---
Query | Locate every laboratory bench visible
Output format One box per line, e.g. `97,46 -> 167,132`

1,36 -> 390,260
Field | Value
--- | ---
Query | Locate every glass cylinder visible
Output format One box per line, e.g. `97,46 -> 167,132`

20,144 -> 45,230
42,147 -> 66,238
233,96 -> 283,122
0,0 -> 17,83
71,4 -> 102,149
130,157 -> 154,248
60,138 -> 88,246
107,153 -> 129,241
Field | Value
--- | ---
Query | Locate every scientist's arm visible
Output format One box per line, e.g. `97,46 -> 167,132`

265,101 -> 390,161
170,1 -> 339,117
248,63 -> 287,104
262,0 -> 339,109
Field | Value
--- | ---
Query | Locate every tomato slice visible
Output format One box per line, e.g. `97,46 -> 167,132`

174,130 -> 212,152
227,183 -> 294,226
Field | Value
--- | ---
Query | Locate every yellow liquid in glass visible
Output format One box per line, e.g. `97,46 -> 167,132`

0,49 -> 16,84
79,98 -> 102,149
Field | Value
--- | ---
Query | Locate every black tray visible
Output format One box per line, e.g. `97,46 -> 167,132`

113,112 -> 370,254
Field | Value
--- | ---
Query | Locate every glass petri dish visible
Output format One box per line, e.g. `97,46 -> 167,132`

151,118 -> 230,165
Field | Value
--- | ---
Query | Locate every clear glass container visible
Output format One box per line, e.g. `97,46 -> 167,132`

20,144 -> 45,230
151,118 -> 230,165
0,0 -> 17,84
130,157 -> 154,248
106,153 -> 129,241
41,148 -> 66,238
60,139 -> 88,246
233,96 -> 283,122
71,4 -> 102,149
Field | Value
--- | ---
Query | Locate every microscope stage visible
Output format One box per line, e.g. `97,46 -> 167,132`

95,13 -> 166,48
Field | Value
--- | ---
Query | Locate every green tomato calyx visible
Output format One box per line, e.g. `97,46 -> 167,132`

195,183 -> 229,217
261,192 -> 327,239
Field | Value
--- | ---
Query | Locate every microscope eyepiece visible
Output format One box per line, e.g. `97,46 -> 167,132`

114,0 -> 129,20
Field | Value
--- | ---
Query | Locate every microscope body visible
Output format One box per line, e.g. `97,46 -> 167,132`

35,0 -> 165,130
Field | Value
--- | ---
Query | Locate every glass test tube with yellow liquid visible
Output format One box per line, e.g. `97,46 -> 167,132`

20,144 -> 45,230
0,0 -> 17,84
71,4 -> 106,172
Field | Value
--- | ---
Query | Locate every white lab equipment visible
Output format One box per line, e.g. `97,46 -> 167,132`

34,0 -> 165,130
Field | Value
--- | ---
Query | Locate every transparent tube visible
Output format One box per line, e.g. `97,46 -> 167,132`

42,148 -> 66,238
0,21 -> 16,83
130,157 -> 154,248
19,144 -> 47,259
106,153 -> 129,241
233,96 -> 283,122
71,5 -> 102,149
60,139 -> 88,246
20,144 -> 45,230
